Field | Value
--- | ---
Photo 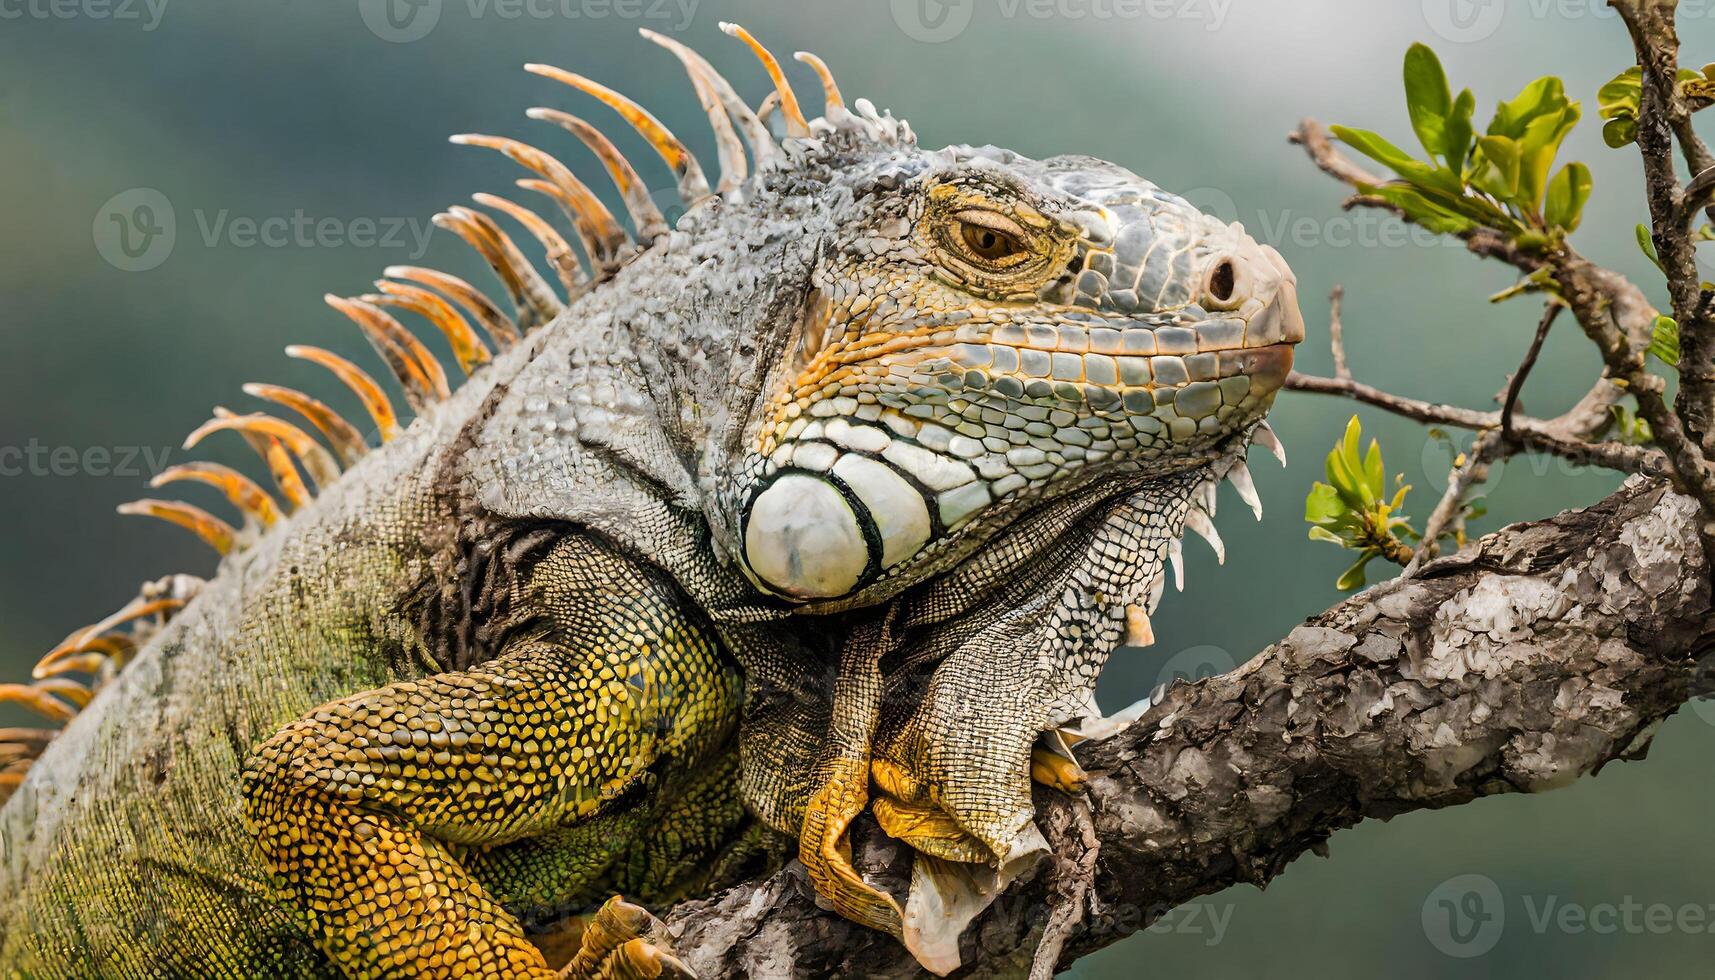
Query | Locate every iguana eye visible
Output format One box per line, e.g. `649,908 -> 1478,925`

951,210 -> 1030,267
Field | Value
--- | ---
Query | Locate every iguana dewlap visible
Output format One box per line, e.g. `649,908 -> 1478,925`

0,24 -> 1301,979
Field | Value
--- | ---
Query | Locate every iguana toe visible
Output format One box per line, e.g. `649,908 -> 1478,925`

559,896 -> 693,980
799,756 -> 907,938
1029,729 -> 1090,794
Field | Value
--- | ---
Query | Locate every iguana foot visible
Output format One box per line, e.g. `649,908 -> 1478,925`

559,896 -> 695,980
1029,729 -> 1089,794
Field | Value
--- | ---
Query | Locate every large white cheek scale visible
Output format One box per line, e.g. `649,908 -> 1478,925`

741,462 -> 936,600
743,473 -> 872,599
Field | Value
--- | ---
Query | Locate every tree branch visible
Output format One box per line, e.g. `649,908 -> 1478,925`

1611,0 -> 1715,451
663,481 -> 1713,978
1283,371 -> 1667,477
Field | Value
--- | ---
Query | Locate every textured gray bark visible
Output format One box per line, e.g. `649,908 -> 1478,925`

664,480 -> 1715,978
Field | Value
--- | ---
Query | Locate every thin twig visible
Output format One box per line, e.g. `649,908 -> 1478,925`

1404,430 -> 1501,576
1677,165 -> 1715,229
1286,372 -> 1496,429
1327,285 -> 1352,381
1502,302 -> 1563,447
1285,370 -> 1668,476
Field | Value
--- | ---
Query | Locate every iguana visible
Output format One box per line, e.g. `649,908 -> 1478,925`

0,23 -> 1302,979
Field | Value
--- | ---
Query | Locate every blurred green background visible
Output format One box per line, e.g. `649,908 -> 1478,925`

1,0 -> 1711,976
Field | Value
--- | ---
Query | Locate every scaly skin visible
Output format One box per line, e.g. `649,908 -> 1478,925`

0,26 -> 1301,978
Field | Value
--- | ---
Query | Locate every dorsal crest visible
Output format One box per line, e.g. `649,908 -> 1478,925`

0,23 -> 907,790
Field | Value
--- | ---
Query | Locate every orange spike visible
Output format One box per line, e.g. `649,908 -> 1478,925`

465,195 -> 585,300
257,437 -> 312,512
522,64 -> 713,203
720,23 -> 810,138
35,678 -> 93,709
240,384 -> 370,467
0,729 -> 54,762
152,460 -> 283,529
286,345 -> 403,441
324,295 -> 451,412
382,266 -> 520,350
525,108 -> 670,242
39,596 -> 184,679
639,28 -> 762,190
793,51 -> 844,112
448,134 -> 628,273
0,763 -> 33,793
183,413 -> 342,491
32,652 -> 109,679
432,207 -> 562,327
34,633 -> 133,680
202,406 -> 313,511
0,684 -> 76,724
365,283 -> 493,376
117,499 -> 238,556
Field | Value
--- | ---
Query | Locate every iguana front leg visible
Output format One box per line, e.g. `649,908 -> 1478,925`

240,535 -> 738,979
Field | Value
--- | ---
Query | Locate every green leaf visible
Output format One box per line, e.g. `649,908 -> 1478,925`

1447,88 -> 1477,174
1305,482 -> 1348,525
1516,103 -> 1581,214
1335,551 -> 1378,591
1330,126 -> 1465,195
1597,67 -> 1642,121
1472,135 -> 1522,200
1307,525 -> 1346,545
1637,223 -> 1664,271
1404,43 -> 1455,159
1362,440 -> 1385,500
1602,116 -> 1638,148
1326,442 -> 1368,511
1599,67 -> 1643,147
1650,314 -> 1681,366
1330,125 -> 1419,174
1363,183 -> 1479,235
1489,76 -> 1568,139
1544,161 -> 1592,231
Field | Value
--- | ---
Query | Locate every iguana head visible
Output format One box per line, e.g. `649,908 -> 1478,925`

715,131 -> 1302,607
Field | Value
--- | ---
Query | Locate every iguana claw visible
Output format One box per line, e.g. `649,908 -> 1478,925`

800,756 -> 907,938
559,896 -> 695,980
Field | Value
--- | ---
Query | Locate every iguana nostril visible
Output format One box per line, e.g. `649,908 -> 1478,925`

1207,259 -> 1236,304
